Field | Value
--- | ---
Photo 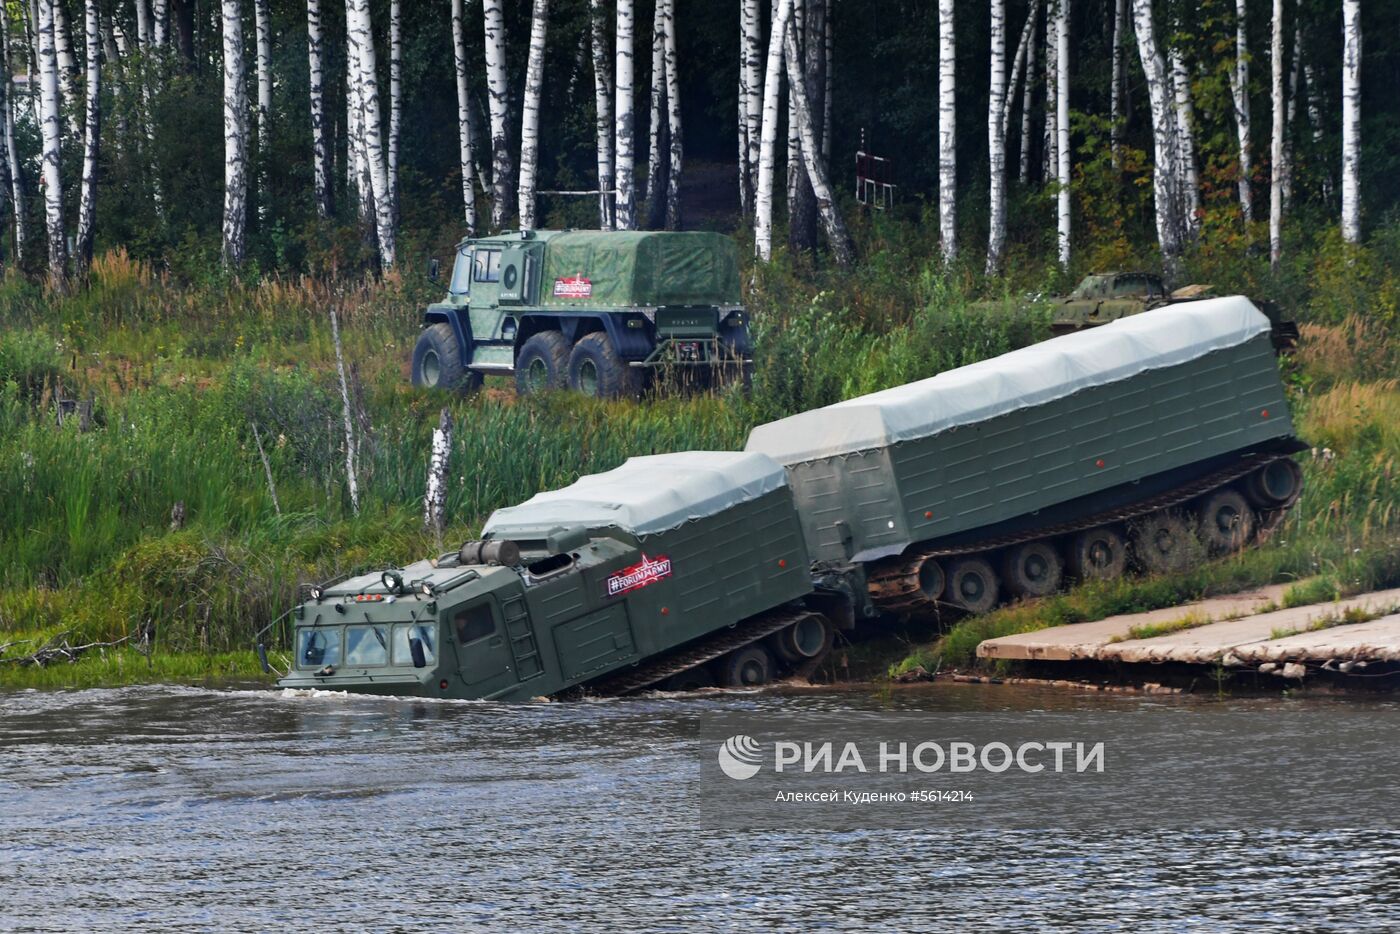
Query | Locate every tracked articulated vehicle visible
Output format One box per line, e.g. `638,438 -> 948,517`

277,297 -> 1305,700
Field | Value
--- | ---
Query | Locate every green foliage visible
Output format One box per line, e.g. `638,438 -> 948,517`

0,328 -> 63,403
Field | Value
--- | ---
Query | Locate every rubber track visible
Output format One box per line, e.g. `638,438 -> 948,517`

586,607 -> 826,697
872,452 -> 1297,581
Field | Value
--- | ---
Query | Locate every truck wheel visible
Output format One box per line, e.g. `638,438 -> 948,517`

515,331 -> 571,395
412,323 -> 481,393
1131,512 -> 1196,574
718,646 -> 773,687
1068,526 -> 1128,580
568,332 -> 639,399
945,558 -> 1000,614
1197,489 -> 1256,554
1003,542 -> 1064,598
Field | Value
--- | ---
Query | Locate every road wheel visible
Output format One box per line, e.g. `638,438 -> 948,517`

514,331 -> 571,395
1068,526 -> 1128,581
1003,541 -> 1064,598
411,323 -> 481,393
944,557 -> 1001,614
1131,512 -> 1196,574
1197,489 -> 1257,554
718,645 -> 773,687
664,666 -> 716,692
568,332 -> 639,399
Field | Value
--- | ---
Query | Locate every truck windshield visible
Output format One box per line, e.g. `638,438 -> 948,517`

296,627 -> 342,669
392,623 -> 438,665
449,249 -> 472,295
345,625 -> 389,666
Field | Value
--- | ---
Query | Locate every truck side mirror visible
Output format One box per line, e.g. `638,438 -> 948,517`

409,637 -> 428,669
256,643 -> 271,674
428,258 -> 441,282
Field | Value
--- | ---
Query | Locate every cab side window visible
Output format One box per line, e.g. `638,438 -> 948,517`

455,604 -> 497,644
449,249 -> 473,295
474,250 -> 502,283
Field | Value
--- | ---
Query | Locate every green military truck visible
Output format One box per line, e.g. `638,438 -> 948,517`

411,229 -> 753,398
745,296 -> 1305,615
275,452 -> 836,700
978,271 -> 1300,352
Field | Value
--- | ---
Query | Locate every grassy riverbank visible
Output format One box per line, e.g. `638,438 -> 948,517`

3,215 -> 1400,688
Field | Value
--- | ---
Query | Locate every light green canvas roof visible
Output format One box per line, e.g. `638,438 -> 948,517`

539,231 -> 741,307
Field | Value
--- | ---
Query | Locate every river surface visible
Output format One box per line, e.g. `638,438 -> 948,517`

2,683 -> 1398,932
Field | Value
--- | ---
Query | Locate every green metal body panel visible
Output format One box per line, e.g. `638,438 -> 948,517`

278,487 -> 811,701
777,333 -> 1297,564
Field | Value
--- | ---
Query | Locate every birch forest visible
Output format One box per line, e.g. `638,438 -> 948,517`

0,0 -> 1387,285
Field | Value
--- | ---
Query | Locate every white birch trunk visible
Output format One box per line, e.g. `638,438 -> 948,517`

1340,0 -> 1361,244
52,0 -> 76,115
781,0 -> 850,265
986,0 -> 1007,273
743,0 -> 762,204
937,0 -> 956,261
450,0 -> 477,233
589,0 -> 615,228
307,0 -> 331,217
153,0 -> 168,47
76,0 -> 100,267
482,0 -> 514,230
1282,22 -> 1300,208
821,0 -> 832,162
1111,0 -> 1126,165
518,0 -> 548,229
424,408 -> 452,535
346,0 -> 396,266
614,0 -> 637,229
346,61 -> 372,227
1269,0 -> 1283,266
1,22 -> 26,262
388,0 -> 401,221
1044,2 -> 1057,183
737,2 -> 750,215
1054,0 -> 1069,267
221,0 -> 247,266
645,0 -> 664,209
754,0 -> 792,261
786,0 -> 803,211
330,308 -> 360,517
1019,3 -> 1037,184
1231,0 -> 1252,220
254,0 -> 271,223
1003,0 -> 1037,143
37,0 -> 66,286
1168,44 -> 1199,237
661,0 -> 682,229
135,0 -> 152,48
1130,0 -> 1184,274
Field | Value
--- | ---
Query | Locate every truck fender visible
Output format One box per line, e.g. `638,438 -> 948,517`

423,307 -> 473,360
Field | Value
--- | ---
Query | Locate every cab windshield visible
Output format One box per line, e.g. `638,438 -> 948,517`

392,623 -> 439,666
296,627 -> 342,669
449,248 -> 472,295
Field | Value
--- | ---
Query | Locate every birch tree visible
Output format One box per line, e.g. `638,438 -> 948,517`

742,0 -> 762,214
1,22 -> 26,262
645,0 -> 663,214
1168,42 -> 1200,237
589,0 -> 615,228
482,0 -> 514,230
937,0 -> 956,261
754,0 -> 792,261
307,0 -> 331,217
518,0 -> 549,229
388,0 -> 402,221
782,0 -> 851,265
1231,0 -> 1253,220
221,0 -> 248,266
1340,0 -> 1361,244
1019,3 -> 1038,184
254,0 -> 271,221
789,0 -> 826,252
1054,0 -> 1069,267
613,0 -> 637,229
1044,2 -> 1057,184
37,0 -> 66,286
1111,0 -> 1126,165
1130,0 -> 1185,275
153,0 -> 168,46
986,0 -> 1008,273
1269,0 -> 1283,266
135,0 -> 152,48
77,0 -> 101,267
346,0 -> 396,266
661,0 -> 682,229
786,0 -> 804,216
451,0 -> 477,232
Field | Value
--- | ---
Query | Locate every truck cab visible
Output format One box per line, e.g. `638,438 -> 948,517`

412,229 -> 753,399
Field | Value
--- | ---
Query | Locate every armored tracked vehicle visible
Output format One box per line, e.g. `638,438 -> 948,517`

411,229 -> 753,398
276,298 -> 1305,700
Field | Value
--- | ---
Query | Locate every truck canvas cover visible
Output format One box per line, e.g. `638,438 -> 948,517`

539,231 -> 741,308
482,451 -> 788,538
746,296 -> 1274,464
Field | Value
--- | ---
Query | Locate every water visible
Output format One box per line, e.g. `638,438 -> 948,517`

3,683 -> 1398,932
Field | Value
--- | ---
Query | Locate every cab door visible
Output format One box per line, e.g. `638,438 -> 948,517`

450,598 -> 518,697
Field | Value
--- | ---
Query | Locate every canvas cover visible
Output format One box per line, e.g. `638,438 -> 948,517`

539,231 -> 741,307
482,451 -> 787,538
746,296 -> 1274,464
